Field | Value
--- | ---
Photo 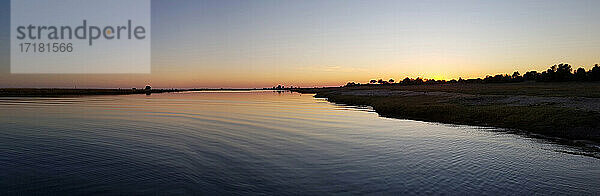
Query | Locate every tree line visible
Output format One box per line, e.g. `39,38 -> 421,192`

346,64 -> 600,87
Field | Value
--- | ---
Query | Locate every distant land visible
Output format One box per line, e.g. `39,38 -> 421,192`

292,81 -> 600,146
0,88 -> 182,97
2,64 -> 599,145
285,63 -> 600,146
0,88 -> 288,97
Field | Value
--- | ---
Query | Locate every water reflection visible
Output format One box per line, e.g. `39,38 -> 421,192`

1,91 -> 599,195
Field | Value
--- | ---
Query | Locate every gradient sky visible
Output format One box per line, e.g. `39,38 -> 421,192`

1,0 -> 599,88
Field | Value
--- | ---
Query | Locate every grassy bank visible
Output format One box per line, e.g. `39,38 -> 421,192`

294,82 -> 600,142
0,88 -> 184,97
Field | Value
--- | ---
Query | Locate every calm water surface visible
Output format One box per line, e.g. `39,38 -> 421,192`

1,91 -> 599,195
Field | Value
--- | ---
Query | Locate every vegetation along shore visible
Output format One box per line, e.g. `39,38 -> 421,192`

294,64 -> 600,143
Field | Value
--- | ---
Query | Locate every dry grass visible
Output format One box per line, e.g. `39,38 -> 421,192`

295,82 -> 600,142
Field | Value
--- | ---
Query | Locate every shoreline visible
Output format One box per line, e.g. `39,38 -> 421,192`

2,85 -> 598,143
0,88 -> 186,97
0,88 -> 290,97
292,83 -> 600,143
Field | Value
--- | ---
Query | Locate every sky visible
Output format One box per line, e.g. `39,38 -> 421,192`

1,0 -> 599,88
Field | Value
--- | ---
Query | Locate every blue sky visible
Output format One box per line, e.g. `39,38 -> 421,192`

1,0 -> 599,88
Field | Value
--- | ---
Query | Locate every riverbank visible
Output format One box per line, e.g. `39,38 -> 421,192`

293,82 -> 600,142
0,88 -> 185,97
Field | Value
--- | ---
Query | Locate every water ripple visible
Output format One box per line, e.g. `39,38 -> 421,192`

1,91 -> 599,195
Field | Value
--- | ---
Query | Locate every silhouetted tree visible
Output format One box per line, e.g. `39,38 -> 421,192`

545,64 -> 573,81
346,63 -> 598,88
512,71 -> 520,78
557,64 -> 573,81
574,67 -> 588,81
484,74 -> 513,83
523,71 -> 541,81
512,71 -> 524,82
464,78 -> 483,83
591,64 -> 600,81
414,78 -> 423,84
425,79 -> 438,84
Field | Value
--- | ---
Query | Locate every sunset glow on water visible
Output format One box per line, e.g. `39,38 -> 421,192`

1,91 -> 598,194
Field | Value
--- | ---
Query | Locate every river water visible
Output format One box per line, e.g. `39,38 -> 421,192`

1,91 -> 599,195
